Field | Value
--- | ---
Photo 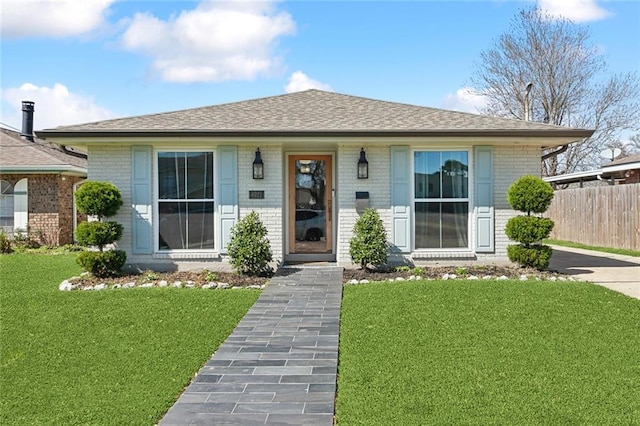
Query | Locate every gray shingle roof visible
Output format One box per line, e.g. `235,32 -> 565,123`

38,90 -> 592,138
0,128 -> 87,171
604,153 -> 640,167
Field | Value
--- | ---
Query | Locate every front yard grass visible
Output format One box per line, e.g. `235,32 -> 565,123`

337,280 -> 640,425
546,238 -> 640,257
0,253 -> 260,425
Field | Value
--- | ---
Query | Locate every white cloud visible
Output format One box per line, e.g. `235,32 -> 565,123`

537,0 -> 612,22
442,87 -> 488,113
120,0 -> 296,83
1,0 -> 115,38
1,83 -> 115,130
285,71 -> 333,93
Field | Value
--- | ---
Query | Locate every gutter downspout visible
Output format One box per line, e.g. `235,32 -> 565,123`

542,144 -> 569,161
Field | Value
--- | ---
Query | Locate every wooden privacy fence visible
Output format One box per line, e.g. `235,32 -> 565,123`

545,184 -> 639,251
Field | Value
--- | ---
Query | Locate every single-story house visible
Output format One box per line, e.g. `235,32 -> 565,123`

0,102 -> 87,245
38,90 -> 592,270
544,153 -> 640,188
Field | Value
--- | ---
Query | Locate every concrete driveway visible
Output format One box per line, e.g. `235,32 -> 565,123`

549,245 -> 640,300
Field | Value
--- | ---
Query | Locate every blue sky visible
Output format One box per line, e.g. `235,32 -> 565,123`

1,0 -> 638,131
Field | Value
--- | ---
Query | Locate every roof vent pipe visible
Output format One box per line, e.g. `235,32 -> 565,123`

21,101 -> 35,142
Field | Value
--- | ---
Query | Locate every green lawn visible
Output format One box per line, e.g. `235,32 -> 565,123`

337,280 -> 640,425
0,253 -> 260,425
546,238 -> 640,257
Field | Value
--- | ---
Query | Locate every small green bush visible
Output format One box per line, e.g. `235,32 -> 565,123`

505,216 -> 554,245
506,175 -> 555,270
74,181 -> 126,276
507,175 -> 554,215
75,221 -> 123,251
75,181 -> 123,219
227,211 -> 273,276
0,230 -> 12,253
349,208 -> 388,270
507,245 -> 552,271
76,250 -> 127,277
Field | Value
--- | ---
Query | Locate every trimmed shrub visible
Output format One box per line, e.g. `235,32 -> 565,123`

74,181 -> 126,277
505,216 -> 554,245
227,211 -> 273,276
77,250 -> 127,277
505,175 -> 555,270
349,208 -> 388,270
75,221 -> 123,251
507,245 -> 553,271
75,181 -> 122,219
507,175 -> 554,215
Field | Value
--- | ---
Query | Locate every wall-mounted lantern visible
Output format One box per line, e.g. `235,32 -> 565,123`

357,147 -> 368,179
253,148 -> 264,179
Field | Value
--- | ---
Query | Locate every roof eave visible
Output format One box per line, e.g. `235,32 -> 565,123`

37,128 -> 594,139
0,165 -> 87,176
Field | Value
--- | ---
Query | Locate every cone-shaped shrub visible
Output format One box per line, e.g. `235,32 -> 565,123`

349,208 -> 388,270
227,211 -> 273,276
505,175 -> 555,270
74,181 -> 126,277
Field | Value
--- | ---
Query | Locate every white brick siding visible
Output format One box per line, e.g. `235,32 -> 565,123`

238,145 -> 284,262
336,145 -> 391,263
476,144 -> 541,262
87,145 -> 133,254
87,142 -> 542,270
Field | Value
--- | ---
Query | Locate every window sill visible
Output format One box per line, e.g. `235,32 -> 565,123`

153,252 -> 220,260
412,251 -> 476,260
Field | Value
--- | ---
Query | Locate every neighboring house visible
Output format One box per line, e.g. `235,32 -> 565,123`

0,102 -> 87,245
544,153 -> 640,188
38,90 -> 592,270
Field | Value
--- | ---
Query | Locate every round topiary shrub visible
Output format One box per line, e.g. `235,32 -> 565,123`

505,216 -> 554,246
349,208 -> 388,270
507,245 -> 553,271
75,221 -> 123,251
75,181 -> 123,219
227,211 -> 273,276
505,175 -> 555,270
77,250 -> 127,277
74,181 -> 126,278
507,175 -> 554,215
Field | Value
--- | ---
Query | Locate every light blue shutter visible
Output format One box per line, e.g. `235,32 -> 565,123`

474,146 -> 494,252
391,146 -> 411,253
131,146 -> 152,254
218,146 -> 238,253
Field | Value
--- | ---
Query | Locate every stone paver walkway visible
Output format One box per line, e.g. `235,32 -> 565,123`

161,266 -> 343,425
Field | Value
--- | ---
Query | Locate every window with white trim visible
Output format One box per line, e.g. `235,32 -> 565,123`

0,180 -> 14,232
157,152 -> 214,250
414,151 -> 469,249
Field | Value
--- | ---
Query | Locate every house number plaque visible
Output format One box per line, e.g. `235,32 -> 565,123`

249,190 -> 265,199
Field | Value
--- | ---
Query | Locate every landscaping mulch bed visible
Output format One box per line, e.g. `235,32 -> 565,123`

343,264 -> 564,282
69,264 -> 566,289
68,270 -> 271,288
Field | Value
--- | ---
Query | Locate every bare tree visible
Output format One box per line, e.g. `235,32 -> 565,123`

471,8 -> 640,176
626,133 -> 640,154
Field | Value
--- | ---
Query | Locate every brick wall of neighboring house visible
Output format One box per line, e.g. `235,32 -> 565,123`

0,173 -> 84,245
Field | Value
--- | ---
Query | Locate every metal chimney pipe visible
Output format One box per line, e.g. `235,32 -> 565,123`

21,101 -> 35,142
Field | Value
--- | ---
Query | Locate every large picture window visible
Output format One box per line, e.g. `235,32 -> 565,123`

414,151 -> 469,249
157,152 -> 214,250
